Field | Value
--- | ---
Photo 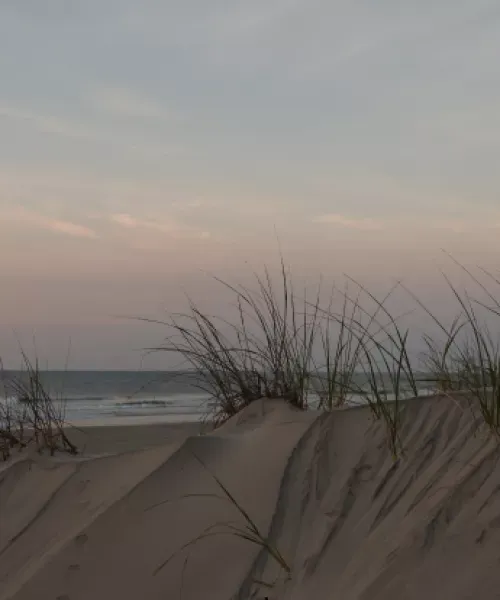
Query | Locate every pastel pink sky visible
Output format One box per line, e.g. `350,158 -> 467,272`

1,1 -> 500,367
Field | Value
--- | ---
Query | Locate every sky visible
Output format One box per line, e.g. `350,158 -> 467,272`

1,0 -> 500,368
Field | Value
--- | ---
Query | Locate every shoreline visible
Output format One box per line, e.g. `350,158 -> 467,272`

67,413 -> 204,429
65,420 -> 203,456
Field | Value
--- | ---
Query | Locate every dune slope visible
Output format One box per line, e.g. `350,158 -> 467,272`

1,396 -> 500,600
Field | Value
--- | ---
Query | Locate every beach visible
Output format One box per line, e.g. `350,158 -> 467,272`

4,0 -> 499,596
2,394 -> 500,599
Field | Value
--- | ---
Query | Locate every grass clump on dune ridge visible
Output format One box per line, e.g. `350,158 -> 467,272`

152,256 -> 500,457
311,279 -> 419,457
152,262 -> 422,455
346,303 -> 417,457
407,261 -> 500,435
152,261 -> 322,425
0,352 -> 77,460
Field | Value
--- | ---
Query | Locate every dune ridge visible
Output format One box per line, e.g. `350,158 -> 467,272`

1,395 -> 500,599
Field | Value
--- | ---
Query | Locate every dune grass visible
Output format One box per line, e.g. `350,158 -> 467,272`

0,352 -> 77,460
150,264 -> 422,457
152,261 -> 322,425
312,282 -> 371,410
150,257 -> 500,459
309,279 -> 419,457
405,263 -> 500,435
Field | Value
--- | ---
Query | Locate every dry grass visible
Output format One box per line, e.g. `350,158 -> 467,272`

0,352 -> 77,460
150,261 -> 322,425
150,257 -> 500,458
407,261 -> 500,435
326,279 -> 418,458
149,264 -> 422,458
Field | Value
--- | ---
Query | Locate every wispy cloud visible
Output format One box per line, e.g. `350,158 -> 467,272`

2,207 -> 97,239
430,219 -> 467,234
42,218 -> 97,238
170,199 -> 204,212
124,0 -> 304,45
312,213 -> 384,231
0,102 -> 182,156
88,86 -> 173,121
0,103 -> 96,140
313,213 -> 500,235
110,212 -> 209,239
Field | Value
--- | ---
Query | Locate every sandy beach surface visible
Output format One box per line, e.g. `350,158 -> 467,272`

2,395 -> 500,599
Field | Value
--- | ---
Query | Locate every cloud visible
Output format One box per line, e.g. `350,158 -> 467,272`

124,0 -> 304,44
111,213 -> 139,228
122,0 -> 493,83
42,218 -> 97,238
313,212 -> 500,236
0,103 -> 182,157
111,212 -> 180,233
88,86 -> 173,121
424,108 -> 500,149
110,212 -> 209,239
2,207 -> 97,239
0,103 -> 96,141
430,218 -> 500,234
312,213 -> 383,231
170,199 -> 204,211
430,219 -> 467,234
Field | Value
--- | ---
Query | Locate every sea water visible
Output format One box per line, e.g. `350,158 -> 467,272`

0,371 -> 211,425
0,370 -> 432,426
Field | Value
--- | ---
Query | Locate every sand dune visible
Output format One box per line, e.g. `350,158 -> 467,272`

1,396 -> 500,599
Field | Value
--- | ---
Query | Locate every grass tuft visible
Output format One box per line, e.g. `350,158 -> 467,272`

146,257 -> 500,456
152,261 -> 322,424
0,352 -> 77,460
404,260 -> 500,435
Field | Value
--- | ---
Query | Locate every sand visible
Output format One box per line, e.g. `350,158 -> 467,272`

1,395 -> 500,599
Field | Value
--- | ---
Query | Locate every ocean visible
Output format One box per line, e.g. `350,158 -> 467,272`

0,370 -> 433,427
0,371 -> 212,426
